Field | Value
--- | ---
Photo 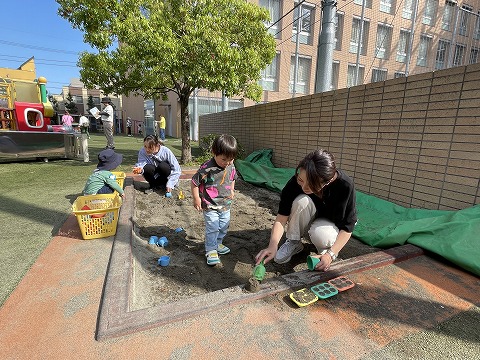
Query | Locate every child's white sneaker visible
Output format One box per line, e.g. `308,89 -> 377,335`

217,244 -> 230,255
206,250 -> 221,265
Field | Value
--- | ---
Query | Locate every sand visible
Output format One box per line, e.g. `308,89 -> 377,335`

130,178 -> 379,310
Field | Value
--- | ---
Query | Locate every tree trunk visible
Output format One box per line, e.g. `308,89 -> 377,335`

179,93 -> 192,164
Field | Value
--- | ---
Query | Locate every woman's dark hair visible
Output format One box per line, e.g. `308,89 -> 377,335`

296,149 -> 337,194
211,134 -> 238,159
143,134 -> 163,149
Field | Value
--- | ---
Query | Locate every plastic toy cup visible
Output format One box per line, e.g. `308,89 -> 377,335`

157,236 -> 168,247
165,192 -> 172,198
149,235 -> 158,245
174,227 -> 184,233
158,255 -> 170,266
307,255 -> 320,271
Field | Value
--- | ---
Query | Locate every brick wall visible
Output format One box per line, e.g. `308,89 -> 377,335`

200,63 -> 480,210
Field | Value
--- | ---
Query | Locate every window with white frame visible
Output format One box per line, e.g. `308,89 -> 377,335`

423,0 -> 437,25
394,71 -> 406,78
260,0 -> 282,39
475,12 -> 480,39
417,34 -> 432,66
453,43 -> 466,66
469,47 -> 479,64
459,5 -> 473,36
347,64 -> 365,87
350,17 -> 370,55
375,23 -> 392,59
442,1 -> 455,31
260,52 -> 280,91
403,0 -> 414,19
396,29 -> 411,63
371,68 -> 388,83
292,2 -> 315,45
227,100 -> 243,110
289,56 -> 312,94
380,0 -> 394,14
331,61 -> 340,90
335,12 -> 344,51
188,98 -> 243,117
354,0 -> 372,9
435,39 -> 450,69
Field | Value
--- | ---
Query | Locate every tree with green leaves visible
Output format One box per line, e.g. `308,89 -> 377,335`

47,94 -> 59,124
64,92 -> 78,114
87,95 -> 95,111
48,94 -> 59,112
57,0 -> 276,163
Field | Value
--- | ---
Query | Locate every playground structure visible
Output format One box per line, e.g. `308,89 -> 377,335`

0,59 -> 81,161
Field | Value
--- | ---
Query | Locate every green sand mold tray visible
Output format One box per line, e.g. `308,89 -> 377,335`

310,282 -> 339,299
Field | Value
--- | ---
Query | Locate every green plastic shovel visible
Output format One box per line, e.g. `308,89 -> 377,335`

252,260 -> 266,281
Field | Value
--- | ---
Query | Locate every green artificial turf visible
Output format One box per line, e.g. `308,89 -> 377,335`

0,133 -> 200,306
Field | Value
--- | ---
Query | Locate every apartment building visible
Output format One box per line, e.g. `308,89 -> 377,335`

255,0 -> 480,103
157,0 -> 480,140
50,1 -> 480,139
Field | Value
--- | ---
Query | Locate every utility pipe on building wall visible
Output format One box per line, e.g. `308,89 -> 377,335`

293,4 -> 303,98
315,0 -> 337,93
354,0 -> 366,86
448,5 -> 461,68
405,0 -> 419,76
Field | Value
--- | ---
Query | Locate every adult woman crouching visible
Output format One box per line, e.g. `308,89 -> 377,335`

133,135 -> 181,194
255,149 -> 357,272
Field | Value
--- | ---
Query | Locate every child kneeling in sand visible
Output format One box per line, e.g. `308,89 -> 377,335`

83,149 -> 125,199
191,135 -> 238,265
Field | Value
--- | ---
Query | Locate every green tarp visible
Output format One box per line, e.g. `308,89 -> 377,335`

236,149 -> 296,192
235,149 -> 480,277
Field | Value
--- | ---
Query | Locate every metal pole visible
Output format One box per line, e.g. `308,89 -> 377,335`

192,89 -> 198,141
222,90 -> 228,111
151,97 -> 156,137
355,0 -> 366,86
293,4 -> 302,98
314,0 -> 337,93
405,0 -> 419,76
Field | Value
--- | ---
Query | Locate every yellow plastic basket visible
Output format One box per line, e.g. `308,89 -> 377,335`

111,171 -> 126,189
72,194 -> 122,240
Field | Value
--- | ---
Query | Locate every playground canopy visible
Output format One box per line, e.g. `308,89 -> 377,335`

235,149 -> 480,277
